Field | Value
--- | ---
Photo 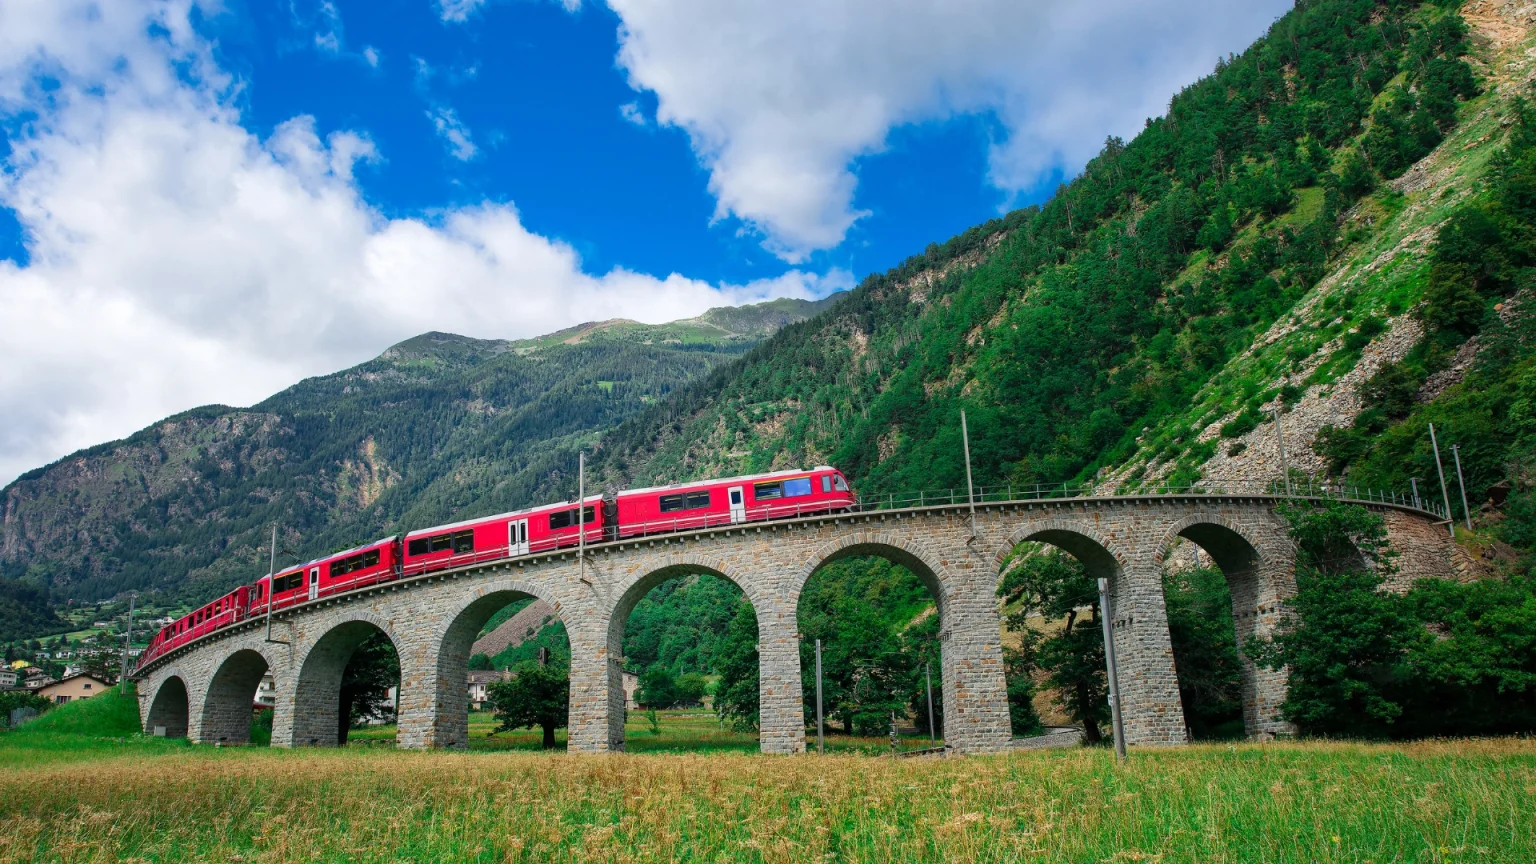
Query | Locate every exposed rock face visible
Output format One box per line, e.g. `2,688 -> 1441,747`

470,600 -> 555,659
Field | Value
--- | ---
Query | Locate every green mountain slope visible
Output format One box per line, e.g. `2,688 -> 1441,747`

0,297 -> 836,606
587,0 -> 1490,512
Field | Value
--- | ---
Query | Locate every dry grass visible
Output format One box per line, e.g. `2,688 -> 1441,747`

1,737 -> 1533,863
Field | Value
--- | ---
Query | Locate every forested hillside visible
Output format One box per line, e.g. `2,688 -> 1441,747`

586,0 -> 1488,509
0,298 -> 835,607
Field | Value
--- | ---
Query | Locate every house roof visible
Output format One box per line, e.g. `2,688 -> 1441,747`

35,672 -> 112,691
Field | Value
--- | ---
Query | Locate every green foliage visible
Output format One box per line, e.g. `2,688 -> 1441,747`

796,558 -> 936,736
0,689 -> 50,728
1002,646 -> 1042,737
468,653 -> 494,671
1163,566 -> 1245,740
711,599 -> 760,732
0,577 -> 68,643
622,574 -> 743,676
250,708 -> 273,747
637,665 -> 679,709
338,632 -> 398,744
998,549 -> 1108,742
489,661 -> 570,749
675,672 -> 707,706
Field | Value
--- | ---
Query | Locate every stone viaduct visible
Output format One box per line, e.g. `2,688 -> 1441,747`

135,494 -> 1453,754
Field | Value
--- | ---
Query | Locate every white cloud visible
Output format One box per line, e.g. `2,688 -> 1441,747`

427,105 -> 479,160
437,0 -> 485,23
619,101 -> 646,126
603,0 -> 1291,261
362,45 -> 381,68
0,0 -> 840,486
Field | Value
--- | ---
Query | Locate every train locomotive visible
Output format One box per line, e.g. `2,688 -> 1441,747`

137,466 -> 854,669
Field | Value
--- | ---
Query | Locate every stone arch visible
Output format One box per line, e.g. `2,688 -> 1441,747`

424,579 -> 571,750
791,530 -> 1008,753
602,553 -> 782,752
199,647 -> 274,745
996,518 -> 1129,583
145,672 -> 190,739
287,612 -> 404,748
994,515 -> 1191,746
791,531 -> 954,614
1154,513 -> 1292,739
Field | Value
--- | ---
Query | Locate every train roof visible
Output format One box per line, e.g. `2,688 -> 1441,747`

265,535 -> 400,578
402,495 -> 605,538
619,466 -> 837,497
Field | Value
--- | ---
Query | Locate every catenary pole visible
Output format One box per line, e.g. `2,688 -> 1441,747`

579,452 -> 586,583
1097,578 -> 1127,762
1410,477 -> 1421,510
118,593 -> 135,694
961,410 -> 977,538
265,524 -> 277,643
815,639 -> 825,754
1272,405 -> 1292,496
925,662 -> 936,746
1429,423 -> 1455,537
1452,444 -> 1473,531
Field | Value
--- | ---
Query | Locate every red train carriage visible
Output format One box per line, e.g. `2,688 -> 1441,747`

401,496 -> 604,576
139,585 -> 251,668
614,466 -> 853,538
136,466 -> 855,672
250,537 -> 402,617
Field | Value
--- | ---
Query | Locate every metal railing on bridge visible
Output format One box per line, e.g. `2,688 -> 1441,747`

847,477 -> 1447,519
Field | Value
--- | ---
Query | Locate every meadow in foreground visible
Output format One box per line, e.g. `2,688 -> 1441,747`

1,698 -> 1532,864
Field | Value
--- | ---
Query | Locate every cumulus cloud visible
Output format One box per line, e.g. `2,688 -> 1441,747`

619,101 -> 646,126
0,0 -> 840,486
601,0 -> 1290,261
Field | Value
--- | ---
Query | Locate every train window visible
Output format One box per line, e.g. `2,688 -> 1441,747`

754,481 -> 782,500
833,475 -> 849,492
332,548 -> 381,576
784,478 -> 813,498
408,530 -> 474,556
822,475 -> 832,493
549,507 -> 595,530
659,490 -> 711,512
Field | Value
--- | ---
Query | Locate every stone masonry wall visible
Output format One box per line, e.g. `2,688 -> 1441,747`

138,495 -> 1451,753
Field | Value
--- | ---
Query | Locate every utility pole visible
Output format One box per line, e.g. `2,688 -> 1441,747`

1272,405 -> 1292,496
1410,477 -> 1421,510
815,638 -> 825,755
1429,423 -> 1455,537
961,409 -> 977,538
117,593 -> 135,695
264,524 -> 288,644
1452,444 -> 1472,531
1097,578 -> 1127,762
578,452 -> 587,584
925,662 -> 936,747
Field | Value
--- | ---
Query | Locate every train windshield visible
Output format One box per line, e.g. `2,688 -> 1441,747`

833,475 -> 849,492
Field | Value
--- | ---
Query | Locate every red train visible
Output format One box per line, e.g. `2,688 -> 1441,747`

137,467 -> 854,670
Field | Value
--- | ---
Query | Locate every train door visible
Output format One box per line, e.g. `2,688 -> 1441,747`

308,567 -> 320,602
509,519 -> 530,556
728,486 -> 746,524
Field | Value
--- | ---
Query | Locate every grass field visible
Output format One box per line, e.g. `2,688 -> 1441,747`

347,708 -> 945,755
2,695 -> 1534,862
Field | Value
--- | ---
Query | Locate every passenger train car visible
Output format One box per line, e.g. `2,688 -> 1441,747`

136,467 -> 854,670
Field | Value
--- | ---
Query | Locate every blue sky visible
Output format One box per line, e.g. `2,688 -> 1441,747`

170,0 -> 1019,287
0,0 -> 1289,485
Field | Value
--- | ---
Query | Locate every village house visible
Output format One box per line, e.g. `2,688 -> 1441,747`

0,668 -> 16,688
33,673 -> 112,705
